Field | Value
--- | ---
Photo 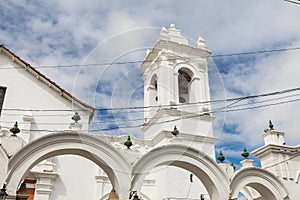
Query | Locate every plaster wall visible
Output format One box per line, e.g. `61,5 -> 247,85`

0,52 -> 99,200
48,155 -> 98,200
0,53 -> 91,138
142,166 -> 209,200
279,178 -> 299,200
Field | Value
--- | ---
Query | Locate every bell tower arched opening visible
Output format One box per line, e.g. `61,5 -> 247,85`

178,68 -> 193,104
149,74 -> 158,106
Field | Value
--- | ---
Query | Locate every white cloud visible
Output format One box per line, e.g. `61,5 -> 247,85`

1,0 -> 300,149
218,48 -> 300,148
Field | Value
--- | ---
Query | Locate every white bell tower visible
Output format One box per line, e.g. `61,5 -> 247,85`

140,24 -> 217,158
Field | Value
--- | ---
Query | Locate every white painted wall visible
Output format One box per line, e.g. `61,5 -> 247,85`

0,53 -> 91,136
49,155 -> 98,200
0,51 -> 97,200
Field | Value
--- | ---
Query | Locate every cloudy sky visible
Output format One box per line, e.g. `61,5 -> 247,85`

1,0 -> 300,168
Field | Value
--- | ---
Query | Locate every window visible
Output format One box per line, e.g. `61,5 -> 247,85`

0,86 -> 7,115
178,69 -> 192,103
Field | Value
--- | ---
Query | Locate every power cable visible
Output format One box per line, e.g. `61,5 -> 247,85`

284,0 -> 300,5
0,46 -> 300,69
1,90 -> 300,126
264,152 -> 300,169
214,98 -> 300,114
1,87 -> 300,113
211,46 -> 300,57
216,93 -> 300,110
88,97 -> 300,132
0,97 -> 292,127
2,92 -> 300,118
2,94 -> 300,133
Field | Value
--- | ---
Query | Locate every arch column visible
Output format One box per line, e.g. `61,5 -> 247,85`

131,144 -> 229,200
5,132 -> 131,199
230,167 -> 290,200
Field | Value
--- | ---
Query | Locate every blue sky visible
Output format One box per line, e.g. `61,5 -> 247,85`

1,0 -> 300,169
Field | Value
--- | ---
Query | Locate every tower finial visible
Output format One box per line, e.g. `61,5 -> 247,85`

241,147 -> 249,159
170,24 -> 176,29
269,120 -> 274,130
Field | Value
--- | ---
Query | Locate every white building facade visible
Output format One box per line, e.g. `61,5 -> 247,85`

0,25 -> 299,200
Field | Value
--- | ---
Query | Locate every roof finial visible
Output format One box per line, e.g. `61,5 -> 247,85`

269,120 -> 274,130
241,147 -> 249,159
72,112 -> 81,123
197,35 -> 207,49
171,126 -> 179,136
217,150 -> 225,163
170,24 -> 176,29
10,121 -> 20,136
124,135 -> 133,149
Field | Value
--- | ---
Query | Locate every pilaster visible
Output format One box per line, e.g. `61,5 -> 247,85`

218,163 -> 235,179
33,172 -> 57,200
21,113 -> 34,143
240,159 -> 254,168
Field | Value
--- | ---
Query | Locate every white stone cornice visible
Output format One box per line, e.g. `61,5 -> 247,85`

32,171 -> 58,179
252,144 -> 300,158
263,130 -> 285,137
142,108 -> 214,131
150,130 -> 217,147
240,159 -> 254,168
140,39 -> 211,72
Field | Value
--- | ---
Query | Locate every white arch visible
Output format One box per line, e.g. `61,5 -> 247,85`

174,62 -> 200,79
230,167 -> 290,200
5,132 -> 131,199
131,144 -> 229,200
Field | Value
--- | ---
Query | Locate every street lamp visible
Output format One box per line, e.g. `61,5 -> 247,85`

129,191 -> 141,200
200,194 -> 204,200
132,192 -> 140,200
0,184 -> 8,200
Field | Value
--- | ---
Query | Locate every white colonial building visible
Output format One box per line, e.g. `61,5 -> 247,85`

0,25 -> 299,200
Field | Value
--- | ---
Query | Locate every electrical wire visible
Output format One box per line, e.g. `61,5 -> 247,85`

0,46 -> 300,69
217,93 -> 300,110
1,91 -> 300,127
214,98 -> 300,114
2,92 -> 300,118
284,0 -> 300,5
264,153 -> 300,169
3,95 -> 295,133
1,87 -> 300,113
211,46 -> 300,57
